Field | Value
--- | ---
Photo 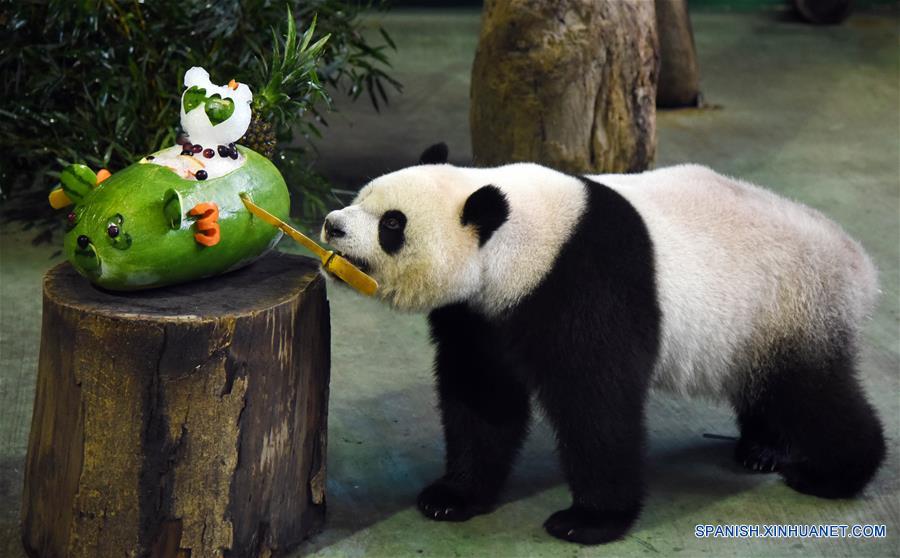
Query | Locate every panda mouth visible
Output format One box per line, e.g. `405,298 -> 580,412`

333,252 -> 371,274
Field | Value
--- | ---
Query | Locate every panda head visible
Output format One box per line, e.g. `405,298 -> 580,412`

320,144 -> 510,311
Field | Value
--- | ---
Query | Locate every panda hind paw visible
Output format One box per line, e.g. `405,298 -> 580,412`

416,481 -> 493,522
543,505 -> 639,545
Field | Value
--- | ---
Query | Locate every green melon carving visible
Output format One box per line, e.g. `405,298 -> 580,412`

63,146 -> 290,290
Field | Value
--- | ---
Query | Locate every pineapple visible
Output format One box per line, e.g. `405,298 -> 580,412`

242,112 -> 277,159
240,9 -> 331,159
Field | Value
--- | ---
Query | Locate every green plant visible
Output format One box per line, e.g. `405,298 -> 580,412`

0,0 -> 399,235
244,9 -> 332,158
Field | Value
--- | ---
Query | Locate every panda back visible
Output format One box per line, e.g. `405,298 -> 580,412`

590,165 -> 878,400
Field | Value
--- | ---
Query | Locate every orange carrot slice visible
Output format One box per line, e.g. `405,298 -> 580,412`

49,188 -> 73,209
194,227 -> 220,247
189,202 -> 221,247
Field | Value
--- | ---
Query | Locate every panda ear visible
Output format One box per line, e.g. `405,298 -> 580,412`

462,185 -> 509,247
419,142 -> 449,165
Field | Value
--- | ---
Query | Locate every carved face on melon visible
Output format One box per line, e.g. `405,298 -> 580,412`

179,67 -> 253,147
52,67 -> 290,291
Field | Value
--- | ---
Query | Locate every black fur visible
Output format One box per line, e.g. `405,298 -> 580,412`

378,210 -> 407,255
424,178 -> 660,544
423,303 -> 530,521
461,185 -> 509,247
732,337 -> 885,498
419,142 -> 449,165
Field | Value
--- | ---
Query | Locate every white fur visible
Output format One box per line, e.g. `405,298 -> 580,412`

324,163 -> 878,403
323,163 -> 587,313
591,164 -> 879,400
458,164 -> 588,315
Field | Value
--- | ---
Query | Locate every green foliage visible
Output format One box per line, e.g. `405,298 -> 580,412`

252,9 -> 331,134
0,0 -> 399,229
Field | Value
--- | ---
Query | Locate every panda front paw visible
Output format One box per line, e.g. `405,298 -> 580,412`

416,481 -> 493,522
735,438 -> 789,473
543,505 -> 639,545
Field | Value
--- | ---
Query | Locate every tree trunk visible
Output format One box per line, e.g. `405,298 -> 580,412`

21,252 -> 330,558
656,0 -> 702,108
793,0 -> 853,24
469,0 -> 659,174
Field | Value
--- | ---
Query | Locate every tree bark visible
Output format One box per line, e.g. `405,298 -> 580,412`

21,252 -> 330,558
656,0 -> 702,108
469,0 -> 659,174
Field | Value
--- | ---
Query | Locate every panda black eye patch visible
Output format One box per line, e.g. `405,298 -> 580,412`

379,210 -> 407,255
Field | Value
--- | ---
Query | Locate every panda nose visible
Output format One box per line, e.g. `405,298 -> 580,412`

323,218 -> 345,241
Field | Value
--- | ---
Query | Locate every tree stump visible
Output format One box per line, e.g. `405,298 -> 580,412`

21,252 -> 330,558
469,0 -> 659,173
656,0 -> 702,108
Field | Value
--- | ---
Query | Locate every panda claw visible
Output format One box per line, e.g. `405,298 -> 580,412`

735,438 -> 788,474
417,480 -> 493,522
543,506 -> 638,545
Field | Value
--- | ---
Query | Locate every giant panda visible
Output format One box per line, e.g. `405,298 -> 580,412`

321,144 -> 885,545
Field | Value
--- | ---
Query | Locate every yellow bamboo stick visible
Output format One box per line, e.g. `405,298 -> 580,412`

240,193 -> 378,296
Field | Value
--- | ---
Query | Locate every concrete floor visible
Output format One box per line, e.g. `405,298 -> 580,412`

1,6 -> 898,558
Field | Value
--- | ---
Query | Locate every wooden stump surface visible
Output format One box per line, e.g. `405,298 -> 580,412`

21,252 -> 330,558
